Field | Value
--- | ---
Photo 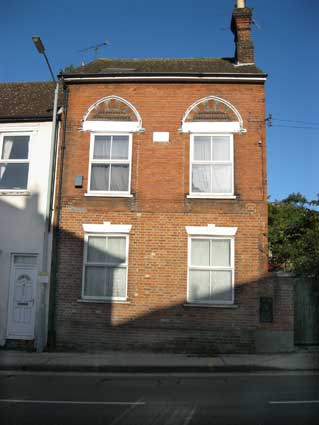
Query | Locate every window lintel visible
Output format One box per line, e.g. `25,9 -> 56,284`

83,222 -> 132,234
185,224 -> 237,236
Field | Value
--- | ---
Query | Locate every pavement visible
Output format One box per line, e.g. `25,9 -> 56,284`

0,348 -> 318,373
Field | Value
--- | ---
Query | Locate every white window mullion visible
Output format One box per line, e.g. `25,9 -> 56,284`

108,163 -> 112,191
192,160 -> 212,165
210,266 -> 232,271
110,135 -> 113,160
190,265 -> 213,271
104,266 -> 108,297
211,135 -> 215,161
107,159 -> 130,164
209,270 -> 212,301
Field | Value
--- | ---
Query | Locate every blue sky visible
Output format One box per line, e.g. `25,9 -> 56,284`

2,0 -> 318,201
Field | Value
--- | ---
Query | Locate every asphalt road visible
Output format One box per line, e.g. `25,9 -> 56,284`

0,371 -> 318,425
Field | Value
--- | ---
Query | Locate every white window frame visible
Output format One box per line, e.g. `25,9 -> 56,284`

186,224 -> 237,305
188,133 -> 234,198
87,133 -> 132,197
0,133 -> 31,192
82,222 -> 131,302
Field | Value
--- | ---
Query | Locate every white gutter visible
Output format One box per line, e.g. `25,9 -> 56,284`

63,75 -> 267,83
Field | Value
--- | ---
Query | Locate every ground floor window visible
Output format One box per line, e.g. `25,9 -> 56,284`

82,222 -> 131,301
186,224 -> 237,304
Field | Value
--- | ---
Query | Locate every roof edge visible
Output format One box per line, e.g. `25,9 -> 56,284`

62,71 -> 267,78
0,115 -> 54,123
61,72 -> 267,84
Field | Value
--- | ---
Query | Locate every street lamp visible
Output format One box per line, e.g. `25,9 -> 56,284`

32,36 -> 56,82
32,35 -> 59,352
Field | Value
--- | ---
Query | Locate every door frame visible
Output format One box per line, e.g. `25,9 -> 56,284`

6,253 -> 38,340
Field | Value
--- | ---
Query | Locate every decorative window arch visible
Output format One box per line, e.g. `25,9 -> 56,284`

180,96 -> 246,134
82,95 -> 143,133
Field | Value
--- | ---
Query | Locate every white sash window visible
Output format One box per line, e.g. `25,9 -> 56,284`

0,134 -> 30,190
186,224 -> 237,305
82,222 -> 131,301
190,134 -> 234,197
88,134 -> 132,197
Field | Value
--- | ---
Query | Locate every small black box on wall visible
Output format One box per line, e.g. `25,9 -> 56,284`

259,297 -> 273,323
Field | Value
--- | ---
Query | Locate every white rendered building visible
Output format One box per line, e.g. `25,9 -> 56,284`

0,82 -> 58,349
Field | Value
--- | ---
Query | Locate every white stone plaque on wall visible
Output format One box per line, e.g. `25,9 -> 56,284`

153,132 -> 169,143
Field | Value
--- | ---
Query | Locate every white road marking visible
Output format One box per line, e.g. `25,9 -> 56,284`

269,400 -> 319,405
0,399 -> 146,406
183,406 -> 196,425
109,399 -> 144,425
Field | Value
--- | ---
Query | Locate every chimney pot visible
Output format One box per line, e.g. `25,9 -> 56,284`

237,0 -> 246,8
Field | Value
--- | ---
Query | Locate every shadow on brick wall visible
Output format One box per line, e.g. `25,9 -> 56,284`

0,193 -> 298,354
54,219 -> 296,354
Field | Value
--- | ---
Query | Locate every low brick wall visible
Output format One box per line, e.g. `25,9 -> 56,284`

56,326 -> 256,354
256,273 -> 295,352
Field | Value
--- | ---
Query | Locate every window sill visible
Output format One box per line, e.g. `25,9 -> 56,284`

77,298 -> 130,304
183,303 -> 239,309
186,195 -> 237,200
0,190 -> 31,196
84,193 -> 133,198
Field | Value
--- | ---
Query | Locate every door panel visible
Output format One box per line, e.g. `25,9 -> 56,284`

6,257 -> 37,339
294,278 -> 319,345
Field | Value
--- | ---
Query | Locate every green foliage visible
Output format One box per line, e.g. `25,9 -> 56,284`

268,192 -> 319,277
60,64 -> 77,74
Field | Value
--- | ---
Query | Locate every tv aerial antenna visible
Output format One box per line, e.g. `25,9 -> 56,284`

78,40 -> 111,59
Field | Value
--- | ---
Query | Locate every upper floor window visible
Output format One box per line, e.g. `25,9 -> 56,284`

83,96 -> 143,198
88,134 -> 132,195
181,96 -> 244,199
190,134 -> 233,196
0,134 -> 30,190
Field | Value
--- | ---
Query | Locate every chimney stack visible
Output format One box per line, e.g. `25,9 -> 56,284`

231,1 -> 255,65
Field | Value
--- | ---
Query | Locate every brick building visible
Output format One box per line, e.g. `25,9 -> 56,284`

52,2 -> 282,353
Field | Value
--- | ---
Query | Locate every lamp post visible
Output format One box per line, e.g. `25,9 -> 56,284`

32,36 -> 56,82
32,36 -> 59,351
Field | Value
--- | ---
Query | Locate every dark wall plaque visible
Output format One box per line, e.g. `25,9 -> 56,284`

260,297 -> 273,323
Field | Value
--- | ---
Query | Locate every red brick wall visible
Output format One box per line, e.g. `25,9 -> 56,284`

55,81 -> 268,353
231,7 -> 255,64
258,274 -> 294,332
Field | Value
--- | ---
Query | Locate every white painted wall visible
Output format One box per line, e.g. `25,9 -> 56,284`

0,121 -> 53,346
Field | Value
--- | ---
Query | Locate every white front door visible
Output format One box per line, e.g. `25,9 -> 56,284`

6,255 -> 37,340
